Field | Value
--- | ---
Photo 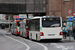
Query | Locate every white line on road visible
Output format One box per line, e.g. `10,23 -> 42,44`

4,35 -> 30,50
35,42 -> 48,50
24,39 -> 48,50
4,34 -> 48,50
51,43 -> 74,50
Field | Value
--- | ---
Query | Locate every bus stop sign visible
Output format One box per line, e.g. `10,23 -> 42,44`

73,16 -> 75,21
68,17 -> 71,21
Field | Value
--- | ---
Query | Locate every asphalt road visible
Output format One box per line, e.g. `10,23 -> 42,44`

0,29 -> 75,50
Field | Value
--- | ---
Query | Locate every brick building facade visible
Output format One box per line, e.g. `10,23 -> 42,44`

46,0 -> 74,20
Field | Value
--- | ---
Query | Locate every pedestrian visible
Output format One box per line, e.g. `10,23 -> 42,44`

62,23 -> 68,39
73,26 -> 75,40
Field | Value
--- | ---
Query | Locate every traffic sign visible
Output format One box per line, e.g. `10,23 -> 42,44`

14,16 -> 19,18
72,12 -> 75,16
16,18 -> 20,20
73,16 -> 75,21
67,9 -> 72,14
68,17 -> 71,21
19,14 -> 27,18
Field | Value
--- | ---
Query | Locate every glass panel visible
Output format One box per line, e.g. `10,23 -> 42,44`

42,0 -> 46,4
0,0 -> 46,13
35,19 -> 40,31
35,4 -> 40,12
35,0 -> 40,4
42,18 -> 61,27
0,4 -> 9,12
0,0 -> 9,3
9,0 -> 17,3
26,0 -> 34,4
26,4 -> 34,12
29,19 -> 40,31
17,0 -> 25,4
39,4 -> 43,12
9,4 -> 18,12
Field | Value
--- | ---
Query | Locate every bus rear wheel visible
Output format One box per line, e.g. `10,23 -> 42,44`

30,34 -> 33,41
11,32 -> 14,35
36,34 -> 40,41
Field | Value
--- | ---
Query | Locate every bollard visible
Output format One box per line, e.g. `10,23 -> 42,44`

68,30 -> 71,41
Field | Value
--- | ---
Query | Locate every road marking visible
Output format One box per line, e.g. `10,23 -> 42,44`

35,42 -> 48,50
23,39 -> 48,50
10,35 -> 48,50
4,34 -> 48,50
51,43 -> 74,50
4,35 -> 30,50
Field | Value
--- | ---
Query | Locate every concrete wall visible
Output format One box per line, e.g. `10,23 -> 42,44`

0,0 -> 46,14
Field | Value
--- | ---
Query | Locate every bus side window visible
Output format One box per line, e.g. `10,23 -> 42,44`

28,21 -> 31,30
35,20 -> 40,31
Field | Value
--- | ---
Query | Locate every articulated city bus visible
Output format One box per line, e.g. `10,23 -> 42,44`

29,16 -> 63,41
11,20 -> 20,35
20,19 -> 29,38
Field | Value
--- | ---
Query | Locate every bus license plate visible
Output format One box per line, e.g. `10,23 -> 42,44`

48,34 -> 55,36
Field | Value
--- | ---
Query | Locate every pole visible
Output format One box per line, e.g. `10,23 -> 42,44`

9,16 -> 10,32
49,0 -> 51,16
69,15 -> 71,41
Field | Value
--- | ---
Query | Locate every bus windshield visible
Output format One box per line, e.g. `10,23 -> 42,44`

42,18 -> 61,27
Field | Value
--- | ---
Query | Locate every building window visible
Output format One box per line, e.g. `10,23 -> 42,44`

64,0 -> 71,1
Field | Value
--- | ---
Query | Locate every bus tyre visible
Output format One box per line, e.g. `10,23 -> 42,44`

36,34 -> 39,41
11,32 -> 14,35
20,32 -> 23,37
22,32 -> 23,37
25,33 -> 27,38
30,34 -> 33,41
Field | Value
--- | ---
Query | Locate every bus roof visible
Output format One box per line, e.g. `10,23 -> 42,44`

29,17 -> 61,19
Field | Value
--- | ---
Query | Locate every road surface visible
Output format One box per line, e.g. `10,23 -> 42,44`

0,29 -> 75,50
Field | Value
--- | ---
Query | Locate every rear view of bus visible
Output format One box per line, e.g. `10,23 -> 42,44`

40,17 -> 63,40
12,20 -> 20,35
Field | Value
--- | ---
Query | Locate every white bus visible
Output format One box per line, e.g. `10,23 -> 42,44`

20,19 -> 29,38
29,16 -> 63,41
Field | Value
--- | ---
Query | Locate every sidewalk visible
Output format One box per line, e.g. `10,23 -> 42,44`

62,37 -> 75,42
0,29 -> 11,34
